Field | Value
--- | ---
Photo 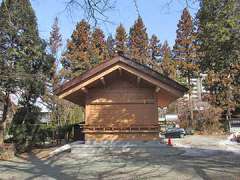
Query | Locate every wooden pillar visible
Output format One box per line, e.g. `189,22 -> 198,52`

100,77 -> 106,87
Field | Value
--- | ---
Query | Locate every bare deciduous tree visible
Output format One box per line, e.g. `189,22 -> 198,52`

64,0 -> 115,25
63,0 -> 197,25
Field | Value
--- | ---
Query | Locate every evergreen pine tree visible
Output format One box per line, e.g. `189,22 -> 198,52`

173,8 -> 198,67
0,0 -> 19,127
62,20 -> 91,78
0,0 -> 53,113
129,16 -> 149,64
0,0 -> 14,144
49,17 -> 62,87
0,0 -> 54,150
50,17 -> 62,57
115,23 -> 128,55
48,18 -> 84,129
48,17 -> 63,127
197,0 -> 240,116
149,34 -> 161,62
173,7 -> 199,127
90,27 -> 109,64
161,41 -> 176,79
106,34 -> 115,58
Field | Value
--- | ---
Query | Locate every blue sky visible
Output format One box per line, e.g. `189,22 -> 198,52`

15,1 -> 199,51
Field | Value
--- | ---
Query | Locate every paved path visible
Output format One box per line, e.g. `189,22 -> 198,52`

0,137 -> 240,180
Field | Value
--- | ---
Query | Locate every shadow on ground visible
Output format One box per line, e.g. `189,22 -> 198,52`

0,142 -> 240,180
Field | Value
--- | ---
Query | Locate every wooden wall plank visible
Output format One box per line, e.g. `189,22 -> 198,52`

85,79 -> 158,129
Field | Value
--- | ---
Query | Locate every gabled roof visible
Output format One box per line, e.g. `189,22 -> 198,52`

55,55 -> 188,97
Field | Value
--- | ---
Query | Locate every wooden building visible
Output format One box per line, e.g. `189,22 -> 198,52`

55,56 -> 187,141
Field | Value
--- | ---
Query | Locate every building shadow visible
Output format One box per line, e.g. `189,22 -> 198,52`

0,143 -> 240,179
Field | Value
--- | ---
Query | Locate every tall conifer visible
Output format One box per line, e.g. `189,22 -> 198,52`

50,17 -> 62,57
0,0 -> 18,126
173,8 -> 199,127
48,17 -> 63,128
0,0 -> 53,110
62,20 -> 91,78
49,17 -> 62,87
197,0 -> 240,117
0,0 -> 54,150
149,34 -> 161,62
115,24 -> 128,55
49,18 -> 83,129
90,27 -> 109,64
161,41 -> 176,79
129,16 -> 149,64
106,34 -> 115,58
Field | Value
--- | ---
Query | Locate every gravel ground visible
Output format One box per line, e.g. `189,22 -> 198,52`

174,135 -> 240,155
0,135 -> 240,180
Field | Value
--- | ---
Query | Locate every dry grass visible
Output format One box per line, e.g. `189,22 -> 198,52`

18,146 -> 60,160
0,143 -> 61,161
0,144 -> 14,160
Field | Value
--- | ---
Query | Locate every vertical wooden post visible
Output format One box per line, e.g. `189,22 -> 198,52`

100,77 -> 106,87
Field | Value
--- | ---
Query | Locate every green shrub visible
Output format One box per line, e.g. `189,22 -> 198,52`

9,107 -> 40,153
10,106 -> 78,152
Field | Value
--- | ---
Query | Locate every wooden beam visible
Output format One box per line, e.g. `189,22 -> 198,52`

118,68 -> 122,76
59,64 -> 183,99
100,77 -> 106,86
81,87 -> 88,94
59,65 -> 120,99
120,64 -> 183,96
155,87 -> 160,93
137,77 -> 141,86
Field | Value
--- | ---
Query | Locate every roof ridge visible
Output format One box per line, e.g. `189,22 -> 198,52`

55,56 -> 188,95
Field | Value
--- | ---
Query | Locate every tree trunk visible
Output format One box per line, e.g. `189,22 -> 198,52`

189,94 -> 194,128
188,76 -> 193,128
226,107 -> 232,132
2,94 -> 10,123
0,124 -> 4,145
0,94 -> 10,145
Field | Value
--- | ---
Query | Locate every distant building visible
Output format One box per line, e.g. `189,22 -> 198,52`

178,74 -> 209,113
38,112 -> 51,124
184,74 -> 208,108
0,94 -> 51,125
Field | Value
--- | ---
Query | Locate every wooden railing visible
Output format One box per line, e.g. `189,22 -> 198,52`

82,124 -> 160,133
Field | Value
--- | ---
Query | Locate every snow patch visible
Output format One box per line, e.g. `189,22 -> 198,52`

219,140 -> 238,146
174,143 -> 191,149
49,144 -> 71,157
219,140 -> 240,154
226,146 -> 240,154
174,143 -> 218,157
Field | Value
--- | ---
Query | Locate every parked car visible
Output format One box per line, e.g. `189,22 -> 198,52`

164,127 -> 186,138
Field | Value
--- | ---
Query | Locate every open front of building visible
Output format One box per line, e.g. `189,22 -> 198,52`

55,56 -> 187,141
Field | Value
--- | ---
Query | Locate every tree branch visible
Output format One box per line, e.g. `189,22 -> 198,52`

64,0 -> 115,26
